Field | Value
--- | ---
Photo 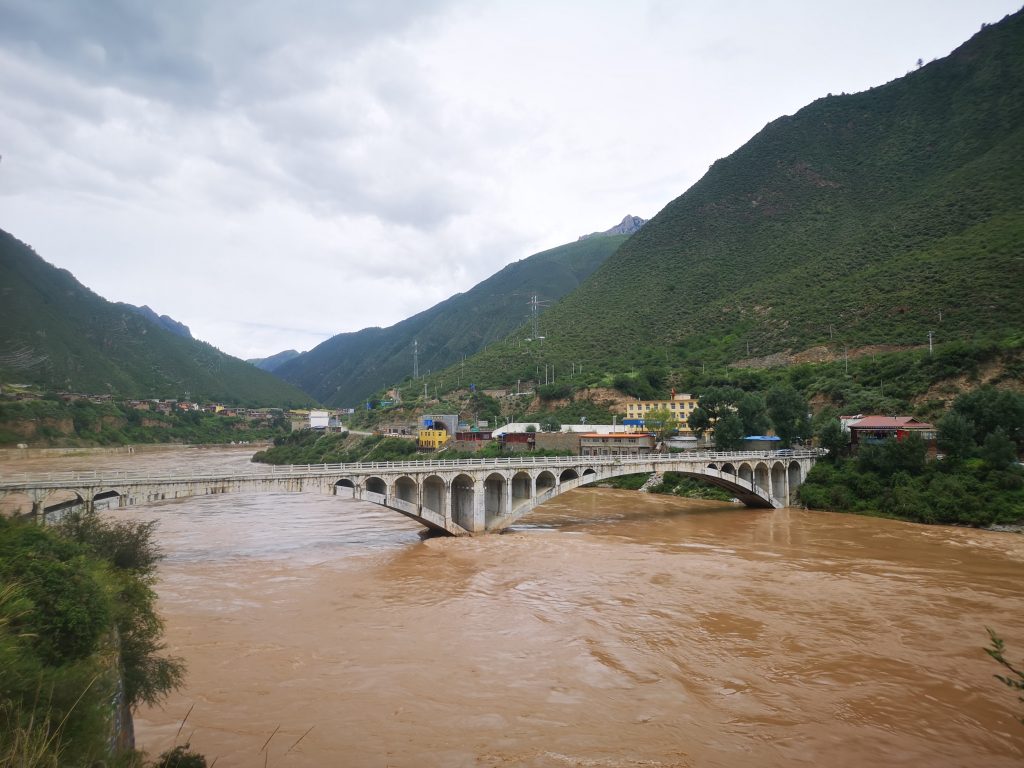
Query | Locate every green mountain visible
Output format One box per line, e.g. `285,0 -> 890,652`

442,11 -> 1024,390
248,349 -> 300,372
274,232 -> 631,406
0,230 -> 313,406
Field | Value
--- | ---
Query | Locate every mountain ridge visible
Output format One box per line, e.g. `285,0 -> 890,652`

0,230 -> 313,405
412,10 -> 1024,394
273,233 -> 631,406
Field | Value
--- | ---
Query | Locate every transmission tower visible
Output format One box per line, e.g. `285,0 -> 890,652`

527,294 -> 549,340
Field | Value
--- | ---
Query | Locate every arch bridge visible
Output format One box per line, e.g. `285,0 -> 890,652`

0,450 -> 824,536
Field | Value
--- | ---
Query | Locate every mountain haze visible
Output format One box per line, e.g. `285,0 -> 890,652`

442,11 -> 1024,389
0,230 -> 312,405
248,349 -> 301,372
274,232 -> 631,405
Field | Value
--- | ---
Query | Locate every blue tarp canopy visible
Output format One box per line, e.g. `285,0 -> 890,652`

744,435 -> 781,441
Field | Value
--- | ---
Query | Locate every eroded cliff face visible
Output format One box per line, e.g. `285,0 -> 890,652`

3,417 -> 75,438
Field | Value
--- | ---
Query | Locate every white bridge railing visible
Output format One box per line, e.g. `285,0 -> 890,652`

0,450 -> 825,490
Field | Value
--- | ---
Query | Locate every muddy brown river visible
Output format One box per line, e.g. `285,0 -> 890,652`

3,446 -> 1023,766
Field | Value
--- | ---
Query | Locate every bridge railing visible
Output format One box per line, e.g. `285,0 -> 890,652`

0,449 -> 826,489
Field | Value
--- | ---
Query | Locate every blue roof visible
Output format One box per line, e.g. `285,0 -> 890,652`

744,435 -> 781,441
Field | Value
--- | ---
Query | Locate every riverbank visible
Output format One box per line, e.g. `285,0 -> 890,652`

0,441 -> 267,462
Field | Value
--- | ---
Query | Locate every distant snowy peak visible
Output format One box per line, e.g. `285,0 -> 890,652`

578,215 -> 647,241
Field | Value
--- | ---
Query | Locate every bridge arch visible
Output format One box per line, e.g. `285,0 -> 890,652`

422,475 -> 446,519
581,468 -> 597,483
721,463 -> 735,476
771,462 -> 786,505
451,474 -> 475,532
511,471 -> 532,513
754,462 -> 770,497
738,463 -> 753,486
394,476 -> 417,505
536,470 -> 556,498
559,468 -> 579,482
787,461 -> 802,505
484,472 -> 507,525
365,476 -> 387,496
334,478 -> 356,498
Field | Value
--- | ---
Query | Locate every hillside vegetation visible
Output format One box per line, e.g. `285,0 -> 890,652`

273,234 -> 629,406
416,12 -> 1024,396
0,230 -> 313,406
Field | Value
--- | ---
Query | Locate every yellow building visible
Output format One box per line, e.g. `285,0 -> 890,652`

624,392 -> 699,436
418,428 -> 450,450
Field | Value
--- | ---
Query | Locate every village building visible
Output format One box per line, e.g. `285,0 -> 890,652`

579,432 -> 656,457
624,392 -> 700,436
848,416 -> 936,451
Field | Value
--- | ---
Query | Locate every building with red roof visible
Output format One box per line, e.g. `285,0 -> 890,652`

849,416 -> 936,451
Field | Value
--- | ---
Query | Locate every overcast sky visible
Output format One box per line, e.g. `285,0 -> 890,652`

1,1 -> 1020,359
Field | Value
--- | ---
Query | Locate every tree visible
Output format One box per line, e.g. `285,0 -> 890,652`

736,392 -> 769,436
981,429 -> 1018,471
713,412 -> 745,451
937,411 -> 975,462
766,385 -> 810,447
816,418 -> 847,461
644,407 -> 678,443
952,387 -> 1024,450
687,386 -> 742,440
687,406 -> 713,440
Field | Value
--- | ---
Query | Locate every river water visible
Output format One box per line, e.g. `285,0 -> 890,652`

3,446 -> 1023,766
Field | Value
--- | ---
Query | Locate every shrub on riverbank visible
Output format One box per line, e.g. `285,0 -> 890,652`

0,512 -> 184,765
800,435 -> 1024,526
0,399 -> 290,448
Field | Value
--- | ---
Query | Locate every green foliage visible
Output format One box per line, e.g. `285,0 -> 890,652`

0,514 -> 185,765
951,386 -> 1024,450
986,628 -> 1024,724
643,407 -> 678,442
981,429 -> 1018,471
937,411 -> 976,462
765,384 -> 810,446
649,472 -> 735,501
713,413 -> 745,450
800,445 -> 1024,527
816,418 -> 847,461
0,399 -> 292,448
600,473 -> 650,490
407,15 -> 1024,403
156,744 -> 208,768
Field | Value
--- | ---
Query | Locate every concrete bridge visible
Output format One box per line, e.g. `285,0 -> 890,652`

0,450 -> 825,536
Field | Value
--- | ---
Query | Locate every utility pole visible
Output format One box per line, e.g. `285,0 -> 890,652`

413,339 -> 419,379
844,346 -> 848,374
829,323 -> 834,339
527,294 -> 549,340
928,331 -> 934,355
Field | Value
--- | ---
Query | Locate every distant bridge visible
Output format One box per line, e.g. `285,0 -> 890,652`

0,450 -> 825,536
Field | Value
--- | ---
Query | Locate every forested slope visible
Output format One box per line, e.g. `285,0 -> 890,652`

275,234 -> 629,405
0,230 -> 312,405
442,11 -> 1024,390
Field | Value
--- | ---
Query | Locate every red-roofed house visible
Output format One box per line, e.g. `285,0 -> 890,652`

849,416 -> 936,451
